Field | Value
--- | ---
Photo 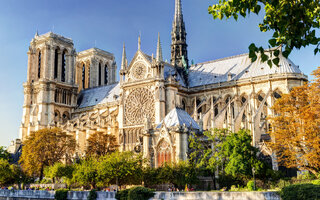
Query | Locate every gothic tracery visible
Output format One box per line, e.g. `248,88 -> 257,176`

125,88 -> 155,125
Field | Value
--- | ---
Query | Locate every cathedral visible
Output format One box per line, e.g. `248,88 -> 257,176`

20,0 -> 307,168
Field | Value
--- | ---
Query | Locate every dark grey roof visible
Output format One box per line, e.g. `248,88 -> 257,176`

157,107 -> 200,130
77,83 -> 119,108
164,64 -> 187,87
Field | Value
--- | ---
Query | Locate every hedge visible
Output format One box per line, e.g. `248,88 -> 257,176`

280,183 -> 320,200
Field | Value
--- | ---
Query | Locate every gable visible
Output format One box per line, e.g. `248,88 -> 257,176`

126,51 -> 153,82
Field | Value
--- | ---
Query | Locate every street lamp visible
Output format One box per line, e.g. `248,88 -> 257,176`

252,167 -> 256,191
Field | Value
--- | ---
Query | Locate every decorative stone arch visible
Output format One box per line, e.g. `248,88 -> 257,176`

36,48 -> 42,79
62,111 -> 70,123
239,93 -> 248,107
181,98 -> 187,110
223,94 -> 232,105
272,88 -> 283,100
53,46 -> 61,79
60,49 -> 69,82
54,110 -> 61,124
156,138 -> 172,167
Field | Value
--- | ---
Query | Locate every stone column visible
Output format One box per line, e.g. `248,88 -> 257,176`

27,51 -> 34,82
49,47 -> 55,80
57,50 -> 62,82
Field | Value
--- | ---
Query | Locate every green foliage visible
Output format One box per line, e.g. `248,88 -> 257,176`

221,130 -> 265,178
0,158 -> 13,185
312,179 -> 320,185
189,129 -> 266,182
127,187 -> 155,200
115,187 -> 155,200
280,184 -> 320,200
71,151 -> 144,189
297,171 -> 317,180
246,180 -> 255,191
277,179 -> 292,189
115,189 -> 129,200
209,0 -> 320,67
151,161 -> 198,189
54,189 -> 69,200
45,163 -> 74,184
217,173 -> 242,190
0,147 -> 10,161
72,158 -> 99,189
142,166 -> 159,187
98,151 -> 144,187
88,189 -> 97,200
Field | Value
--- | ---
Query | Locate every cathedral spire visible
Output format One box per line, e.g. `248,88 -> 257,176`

121,43 -> 127,70
174,0 -> 183,24
171,0 -> 188,68
156,32 -> 163,62
138,34 -> 141,50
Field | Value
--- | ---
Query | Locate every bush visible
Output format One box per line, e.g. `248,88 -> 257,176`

246,180 -> 255,191
280,184 -> 320,200
88,189 -> 97,200
127,187 -> 155,200
115,189 -> 129,200
312,180 -> 320,185
277,179 -> 291,189
115,187 -> 155,200
297,171 -> 317,180
55,189 -> 69,200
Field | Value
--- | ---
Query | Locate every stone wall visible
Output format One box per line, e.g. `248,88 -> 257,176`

0,190 -> 280,200
151,192 -> 280,200
0,190 -> 116,200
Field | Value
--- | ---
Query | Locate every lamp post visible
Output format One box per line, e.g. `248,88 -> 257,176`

252,167 -> 256,191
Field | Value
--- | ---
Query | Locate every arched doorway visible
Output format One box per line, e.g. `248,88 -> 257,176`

157,140 -> 171,167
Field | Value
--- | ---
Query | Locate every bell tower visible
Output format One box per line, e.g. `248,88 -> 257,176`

20,32 -> 78,140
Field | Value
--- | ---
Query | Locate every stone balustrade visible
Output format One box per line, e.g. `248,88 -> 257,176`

0,190 -> 116,200
0,190 -> 280,200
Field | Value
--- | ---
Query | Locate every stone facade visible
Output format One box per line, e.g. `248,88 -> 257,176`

20,0 -> 307,168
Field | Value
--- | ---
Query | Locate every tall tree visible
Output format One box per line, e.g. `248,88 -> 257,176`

86,132 -> 118,157
221,129 -> 265,178
0,158 -> 13,186
189,129 -> 265,188
208,0 -> 320,66
19,128 -> 76,180
269,69 -> 320,175
72,158 -> 99,189
98,151 -> 144,189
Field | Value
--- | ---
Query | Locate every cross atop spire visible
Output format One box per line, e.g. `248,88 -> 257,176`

156,33 -> 163,62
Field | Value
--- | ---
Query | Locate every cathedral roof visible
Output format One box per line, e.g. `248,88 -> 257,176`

77,83 -> 119,109
164,64 -> 187,87
156,107 -> 200,130
188,53 -> 303,88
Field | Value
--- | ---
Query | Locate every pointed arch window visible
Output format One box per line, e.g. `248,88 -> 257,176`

38,52 -> 41,78
82,64 -> 86,89
61,51 -> 66,82
98,63 -> 102,86
54,49 -> 58,79
104,64 -> 108,85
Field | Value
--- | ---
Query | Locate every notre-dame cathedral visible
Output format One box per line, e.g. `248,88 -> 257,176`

20,0 -> 307,168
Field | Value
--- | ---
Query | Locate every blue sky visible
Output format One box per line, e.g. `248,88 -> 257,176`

0,0 -> 319,147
